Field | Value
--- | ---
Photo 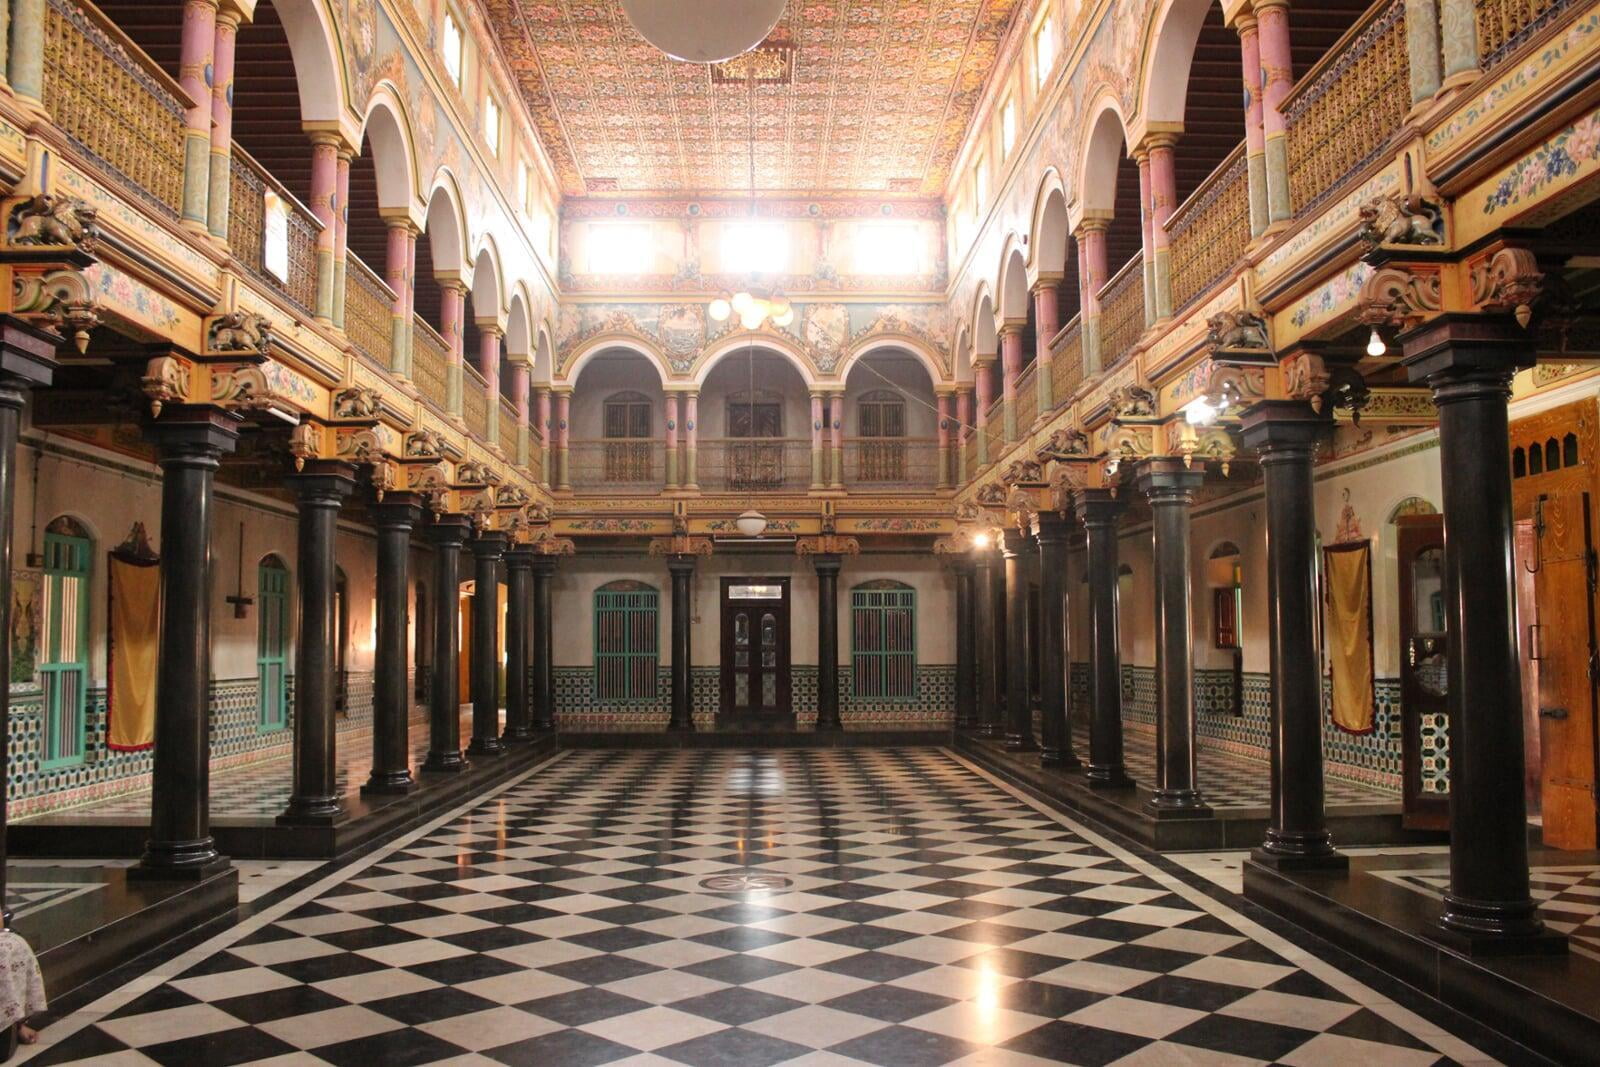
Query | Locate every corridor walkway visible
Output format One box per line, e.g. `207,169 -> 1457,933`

26,750 -> 1495,1065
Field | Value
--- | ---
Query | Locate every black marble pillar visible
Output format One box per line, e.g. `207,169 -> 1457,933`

1075,490 -> 1134,788
0,319 -> 55,906
280,463 -> 356,825
953,556 -> 978,730
135,408 -> 240,878
1036,511 -> 1078,767
1241,401 -> 1344,869
531,555 -> 556,731
424,515 -> 469,772
364,496 -> 420,795
667,555 -> 695,732
502,546 -> 535,742
1138,458 -> 1210,816
1002,528 -> 1036,751
815,554 -> 843,731
974,545 -> 1000,735
1402,314 -> 1558,953
467,532 -> 506,757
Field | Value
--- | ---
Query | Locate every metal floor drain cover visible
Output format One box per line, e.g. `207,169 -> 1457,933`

698,873 -> 793,892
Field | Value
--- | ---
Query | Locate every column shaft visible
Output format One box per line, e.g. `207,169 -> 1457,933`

179,0 -> 217,228
1147,136 -> 1178,321
385,221 -> 415,376
1140,460 -> 1210,814
975,547 -> 1001,735
556,392 -> 572,490
440,281 -> 465,416
954,558 -> 977,729
1003,529 -> 1036,751
815,555 -> 843,731
936,394 -> 953,488
1000,327 -> 1023,442
1136,148 -> 1156,328
424,517 -> 468,771
366,499 -> 419,794
974,361 -> 994,466
1237,15 -> 1269,236
467,533 -> 506,756
331,149 -> 352,329
531,556 -> 557,730
206,7 -> 239,238
665,394 -> 680,487
308,134 -> 340,323
828,394 -> 844,488
1257,0 -> 1294,222
668,557 -> 695,731
137,411 -> 239,877
1032,284 -> 1059,415
683,393 -> 700,489
1077,490 -> 1134,788
281,465 -> 356,823
503,548 -> 535,742
1036,512 -> 1077,767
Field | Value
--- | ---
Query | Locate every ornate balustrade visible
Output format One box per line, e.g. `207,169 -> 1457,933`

231,147 -> 321,315
1098,253 -> 1145,368
462,361 -> 490,440
411,317 -> 450,412
698,438 -> 810,492
43,0 -> 186,218
1478,0 -> 1577,66
983,399 -> 1005,455
1051,318 -> 1083,403
568,441 -> 663,489
961,431 -> 978,477
1014,363 -> 1039,430
346,254 -> 396,368
1282,0 -> 1410,217
844,438 -> 939,487
498,400 -> 518,455
1167,145 -> 1251,313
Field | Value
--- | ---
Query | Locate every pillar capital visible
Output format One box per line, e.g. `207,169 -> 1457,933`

1030,274 -> 1064,295
286,461 -> 358,505
1398,312 -> 1536,387
303,124 -> 356,155
370,495 -> 423,528
1074,215 -> 1112,238
428,512 -> 472,547
997,318 -> 1028,339
468,529 -> 508,556
1032,508 -> 1073,543
1136,456 -> 1205,501
1238,399 -> 1332,455
1138,127 -> 1183,155
1072,486 -> 1122,526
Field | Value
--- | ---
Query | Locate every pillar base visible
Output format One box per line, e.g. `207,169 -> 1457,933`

1437,892 -> 1562,954
1039,746 -> 1081,769
1085,764 -> 1136,789
1148,790 -> 1213,818
1003,731 -> 1037,752
278,796 -> 345,826
666,719 -> 695,733
361,769 -> 416,796
1250,842 -> 1348,872
466,737 -> 506,757
501,725 -> 537,743
422,751 -> 468,773
129,841 -> 230,882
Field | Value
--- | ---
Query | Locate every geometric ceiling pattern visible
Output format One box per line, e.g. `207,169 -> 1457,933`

480,0 -> 1026,198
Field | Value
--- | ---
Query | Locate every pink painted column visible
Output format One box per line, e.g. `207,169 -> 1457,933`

439,279 -> 466,416
384,219 -> 414,375
332,147 -> 353,329
479,325 -> 503,447
936,392 -> 953,488
1136,147 -> 1155,328
508,360 -> 531,466
206,3 -> 240,239
957,388 -> 975,481
1076,221 -> 1109,373
828,393 -> 845,489
683,392 -> 700,489
555,391 -> 572,491
1256,0 -> 1294,222
664,394 -> 680,487
1237,13 -> 1268,236
974,360 -> 995,467
999,325 -> 1024,443
534,386 -> 553,484
308,132 -> 341,323
1147,134 -> 1178,321
1032,282 -> 1060,416
809,392 -> 826,489
179,0 -> 217,230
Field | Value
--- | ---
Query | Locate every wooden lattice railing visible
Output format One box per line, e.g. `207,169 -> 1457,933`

1098,253 -> 1145,368
230,147 -> 321,315
1478,0 -> 1577,66
346,254 -> 395,368
1167,144 -> 1251,313
462,362 -> 490,440
411,317 -> 450,412
1051,318 -> 1083,403
498,400 -> 518,454
1014,363 -> 1039,430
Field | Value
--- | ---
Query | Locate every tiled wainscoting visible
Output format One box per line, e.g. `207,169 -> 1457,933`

553,664 -> 957,732
1069,664 -> 1410,794
7,671 -> 379,818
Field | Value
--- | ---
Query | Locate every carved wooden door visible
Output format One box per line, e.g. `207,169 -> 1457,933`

720,578 -> 792,723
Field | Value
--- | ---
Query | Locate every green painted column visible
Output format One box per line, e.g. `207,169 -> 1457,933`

6,0 -> 42,105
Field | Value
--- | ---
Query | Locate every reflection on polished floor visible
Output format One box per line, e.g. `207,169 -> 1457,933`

26,750 -> 1500,1066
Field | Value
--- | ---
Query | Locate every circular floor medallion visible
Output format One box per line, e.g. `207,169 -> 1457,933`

698,873 -> 793,892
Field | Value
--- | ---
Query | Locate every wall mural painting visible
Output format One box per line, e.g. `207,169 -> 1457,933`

9,569 -> 40,689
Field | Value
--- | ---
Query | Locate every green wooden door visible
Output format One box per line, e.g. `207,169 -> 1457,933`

258,559 -> 289,730
851,583 -> 917,700
40,530 -> 90,767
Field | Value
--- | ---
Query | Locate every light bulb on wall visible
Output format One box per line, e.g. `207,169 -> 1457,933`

1366,327 -> 1387,357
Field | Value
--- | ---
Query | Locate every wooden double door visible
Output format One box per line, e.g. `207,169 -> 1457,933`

719,578 -> 792,725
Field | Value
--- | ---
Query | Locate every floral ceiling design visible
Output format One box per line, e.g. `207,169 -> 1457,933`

480,0 -> 1026,197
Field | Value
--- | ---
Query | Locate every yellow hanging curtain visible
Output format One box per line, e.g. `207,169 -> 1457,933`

1323,541 -> 1375,734
107,555 -> 161,751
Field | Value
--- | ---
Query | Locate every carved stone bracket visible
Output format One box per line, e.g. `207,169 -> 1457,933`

1198,359 -> 1267,412
331,384 -> 382,421
403,427 -> 447,461
1284,352 -> 1371,421
974,482 -> 1007,508
1102,423 -> 1154,479
1357,192 -> 1444,251
141,354 -> 191,418
797,534 -> 861,556
1170,422 -> 1236,474
6,194 -> 99,253
210,363 -> 298,423
335,427 -> 384,464
1000,456 -> 1045,487
650,533 -> 714,558
1049,462 -> 1091,513
1204,309 -> 1271,361
1034,426 -> 1090,463
288,422 -> 322,471
1359,265 -> 1441,331
1108,383 -> 1157,420
455,459 -> 500,487
205,311 -> 272,359
527,529 -> 577,556
12,267 -> 98,353
496,484 -> 531,509
369,460 -> 398,501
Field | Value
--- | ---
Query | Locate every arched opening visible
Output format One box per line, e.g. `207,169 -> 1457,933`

843,350 -> 940,487
1081,106 -> 1146,368
701,349 -> 811,492
258,554 -> 291,732
568,350 -> 666,491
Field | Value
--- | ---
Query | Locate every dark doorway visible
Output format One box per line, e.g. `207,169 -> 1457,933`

720,578 -> 792,727
1397,514 -> 1448,830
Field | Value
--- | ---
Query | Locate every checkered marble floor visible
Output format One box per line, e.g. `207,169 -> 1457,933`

26,709 -> 476,821
26,748 -> 1495,1066
1373,864 -> 1600,962
1073,726 -> 1396,810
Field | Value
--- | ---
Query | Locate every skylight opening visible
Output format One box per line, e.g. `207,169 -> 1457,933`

723,221 -> 789,274
854,222 -> 921,275
586,223 -> 651,274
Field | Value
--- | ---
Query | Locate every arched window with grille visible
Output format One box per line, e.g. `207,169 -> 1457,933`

856,390 -> 907,482
851,579 -> 917,700
258,555 -> 290,731
594,580 -> 659,702
40,517 -> 91,767
603,391 -> 654,482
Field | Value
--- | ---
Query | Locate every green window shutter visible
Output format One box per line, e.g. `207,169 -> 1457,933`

40,531 -> 91,768
258,561 -> 289,731
594,583 -> 659,702
851,584 -> 917,701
